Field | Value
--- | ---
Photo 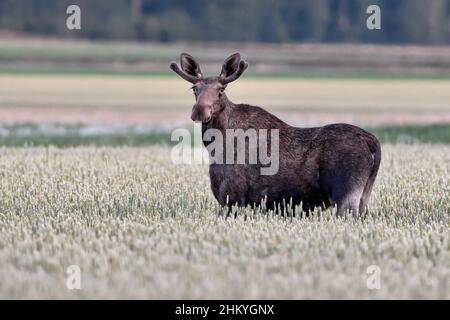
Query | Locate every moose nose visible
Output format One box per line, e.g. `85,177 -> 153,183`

191,104 -> 212,123
190,111 -> 199,122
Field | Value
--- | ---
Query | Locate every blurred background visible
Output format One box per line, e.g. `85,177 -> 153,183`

0,0 -> 449,146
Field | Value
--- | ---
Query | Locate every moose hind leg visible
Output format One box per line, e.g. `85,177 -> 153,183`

335,189 -> 364,218
321,176 -> 365,217
358,183 -> 373,216
358,162 -> 380,216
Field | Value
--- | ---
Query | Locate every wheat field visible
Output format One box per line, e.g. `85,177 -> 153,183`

0,73 -> 448,299
0,38 -> 449,300
0,144 -> 448,299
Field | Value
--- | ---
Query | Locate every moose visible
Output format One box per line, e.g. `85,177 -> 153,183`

170,53 -> 381,217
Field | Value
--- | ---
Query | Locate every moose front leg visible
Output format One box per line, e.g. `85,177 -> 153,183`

216,182 -> 247,218
220,195 -> 247,218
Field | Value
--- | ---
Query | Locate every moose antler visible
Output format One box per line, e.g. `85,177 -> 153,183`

169,61 -> 200,83
220,60 -> 249,84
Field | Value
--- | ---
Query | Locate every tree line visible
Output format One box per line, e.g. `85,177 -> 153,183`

0,0 -> 449,44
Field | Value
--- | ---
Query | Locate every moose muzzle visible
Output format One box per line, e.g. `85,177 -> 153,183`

191,103 -> 212,123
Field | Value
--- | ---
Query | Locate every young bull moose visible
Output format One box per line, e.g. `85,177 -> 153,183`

170,53 -> 381,217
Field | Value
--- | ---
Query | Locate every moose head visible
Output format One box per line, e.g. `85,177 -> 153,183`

170,53 -> 248,124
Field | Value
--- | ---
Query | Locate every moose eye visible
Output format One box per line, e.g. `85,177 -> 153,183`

191,86 -> 198,95
219,88 -> 225,96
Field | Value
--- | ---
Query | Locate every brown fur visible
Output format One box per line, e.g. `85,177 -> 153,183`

170,53 -> 381,217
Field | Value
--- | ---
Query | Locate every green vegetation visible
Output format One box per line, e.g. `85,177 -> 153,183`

0,123 -> 448,147
370,123 -> 450,144
2,0 -> 450,44
1,37 -> 450,78
3,67 -> 450,80
0,145 -> 448,298
0,124 -> 171,147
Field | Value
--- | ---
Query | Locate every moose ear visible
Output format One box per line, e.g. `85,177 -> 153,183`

220,53 -> 241,78
180,53 -> 202,78
170,53 -> 203,83
219,53 -> 248,84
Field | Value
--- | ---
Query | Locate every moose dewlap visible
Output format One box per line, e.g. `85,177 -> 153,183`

170,53 -> 381,217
